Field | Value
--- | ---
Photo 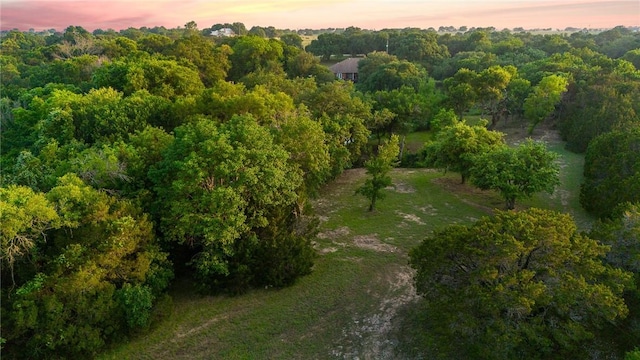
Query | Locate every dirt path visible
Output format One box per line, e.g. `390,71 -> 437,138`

329,263 -> 420,360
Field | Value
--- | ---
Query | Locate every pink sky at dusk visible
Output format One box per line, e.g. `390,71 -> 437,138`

1,0 -> 638,31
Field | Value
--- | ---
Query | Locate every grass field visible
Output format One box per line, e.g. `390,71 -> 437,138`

101,125 -> 592,359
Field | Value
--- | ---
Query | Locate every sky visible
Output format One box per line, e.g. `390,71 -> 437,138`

1,0 -> 638,32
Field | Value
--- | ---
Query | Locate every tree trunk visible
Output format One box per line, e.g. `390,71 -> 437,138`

489,111 -> 499,130
369,193 -> 377,212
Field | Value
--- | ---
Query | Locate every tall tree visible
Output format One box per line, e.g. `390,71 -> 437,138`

423,121 -> 504,184
167,35 -> 231,86
470,139 -> 560,209
442,67 -> 478,117
125,58 -> 205,99
229,36 -> 285,80
4,174 -> 172,359
473,65 -> 515,128
524,74 -> 568,132
0,185 -> 59,287
150,116 -> 305,288
581,127 -> 640,218
409,208 -> 633,359
305,32 -> 346,61
301,81 -> 371,176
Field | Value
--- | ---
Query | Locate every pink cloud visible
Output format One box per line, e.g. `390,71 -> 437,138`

2,1 -> 160,30
1,0 -> 638,32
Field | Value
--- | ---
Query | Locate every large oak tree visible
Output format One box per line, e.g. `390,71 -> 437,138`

410,208 -> 633,359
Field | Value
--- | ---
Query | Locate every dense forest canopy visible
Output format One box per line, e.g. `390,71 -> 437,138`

1,22 -> 639,359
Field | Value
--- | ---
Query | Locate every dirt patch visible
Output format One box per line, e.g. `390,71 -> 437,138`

550,189 -> 570,207
418,204 -> 438,216
395,211 -> 426,225
317,226 -> 351,240
386,181 -> 416,194
319,247 -> 339,254
353,234 -> 397,253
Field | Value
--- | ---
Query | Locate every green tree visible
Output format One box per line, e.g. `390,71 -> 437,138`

591,203 -> 640,279
228,36 -> 284,80
280,33 -> 303,49
166,35 -> 231,86
504,77 -> 531,120
390,31 -> 449,66
589,202 -> 640,354
150,116 -> 304,288
524,74 -> 568,132
442,67 -> 478,117
473,65 -> 515,128
125,58 -> 204,99
369,80 -> 440,139
560,76 -> 640,152
44,87 -> 137,144
306,32 -> 346,61
358,60 -> 427,93
285,51 -> 330,80
356,135 -> 399,211
272,113 -> 331,197
423,121 -> 504,184
581,128 -> 640,218
470,139 -> 560,209
0,186 -> 59,286
300,81 -> 371,176
622,49 -> 640,70
357,51 -> 397,86
100,36 -> 140,59
409,208 -> 633,359
4,174 -> 172,359
137,34 -> 173,54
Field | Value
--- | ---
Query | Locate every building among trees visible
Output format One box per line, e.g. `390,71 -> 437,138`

329,57 -> 361,81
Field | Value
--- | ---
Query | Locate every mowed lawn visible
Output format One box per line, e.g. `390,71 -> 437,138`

101,140 -> 590,359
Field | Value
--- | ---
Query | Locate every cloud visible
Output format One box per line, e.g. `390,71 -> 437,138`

1,1 -> 168,30
1,0 -> 637,31
360,0 -> 639,29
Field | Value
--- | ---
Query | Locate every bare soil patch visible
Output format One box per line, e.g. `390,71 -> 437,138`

418,204 -> 438,216
386,181 -> 416,194
317,226 -> 351,240
395,211 -> 426,225
353,234 -> 397,253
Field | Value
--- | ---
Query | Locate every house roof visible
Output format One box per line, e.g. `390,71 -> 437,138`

329,58 -> 362,74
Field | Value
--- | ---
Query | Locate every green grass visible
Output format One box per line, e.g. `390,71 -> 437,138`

403,131 -> 433,154
100,130 -> 591,359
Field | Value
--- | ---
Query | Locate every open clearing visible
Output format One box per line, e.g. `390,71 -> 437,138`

101,125 -> 590,359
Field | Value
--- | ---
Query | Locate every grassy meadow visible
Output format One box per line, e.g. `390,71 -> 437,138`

101,125 -> 591,359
